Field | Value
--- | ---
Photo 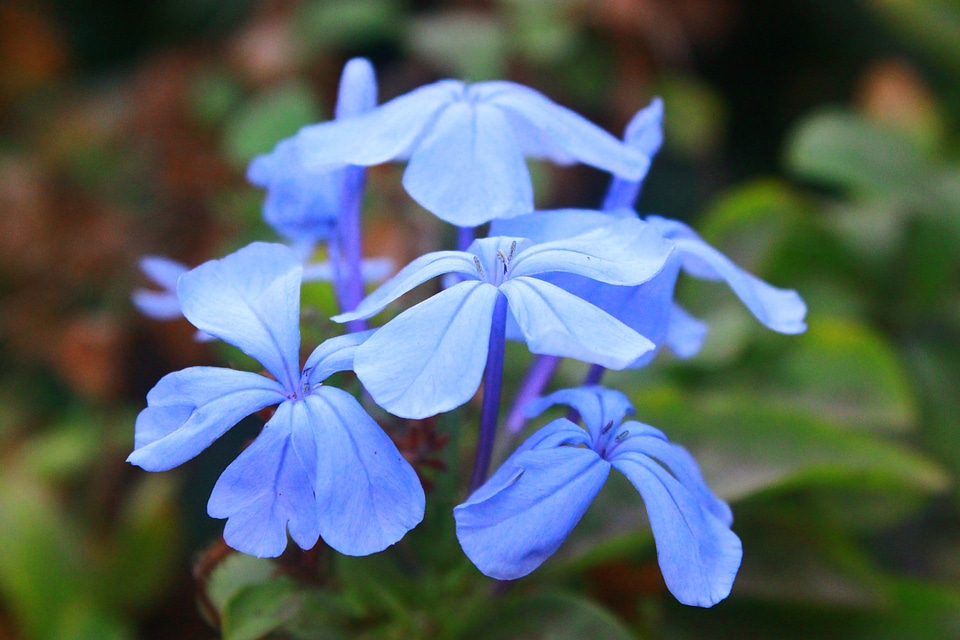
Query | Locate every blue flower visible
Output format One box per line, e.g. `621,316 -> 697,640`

492,207 -> 807,366
454,386 -> 742,607
332,218 -> 673,419
248,57 -> 377,247
128,242 -> 425,558
294,79 -> 651,226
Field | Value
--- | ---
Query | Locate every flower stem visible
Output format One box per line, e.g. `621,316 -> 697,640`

338,165 -> 368,333
457,225 -> 475,252
504,354 -> 560,434
469,292 -> 509,494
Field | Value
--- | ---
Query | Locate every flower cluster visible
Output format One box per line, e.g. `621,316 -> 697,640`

130,58 -> 806,607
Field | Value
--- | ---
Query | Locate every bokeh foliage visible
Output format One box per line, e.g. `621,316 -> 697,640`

1,0 -> 958,638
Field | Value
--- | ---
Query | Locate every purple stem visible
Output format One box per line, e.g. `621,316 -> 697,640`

338,165 -> 369,333
504,354 -> 560,434
469,292 -> 509,494
457,225 -> 475,252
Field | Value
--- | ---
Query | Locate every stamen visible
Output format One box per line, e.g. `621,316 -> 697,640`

473,256 -> 485,277
601,420 -> 615,434
496,249 -> 509,275
508,240 -> 517,261
508,469 -> 525,486
615,430 -> 629,442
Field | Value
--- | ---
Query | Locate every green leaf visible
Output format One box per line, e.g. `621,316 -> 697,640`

785,110 -> 928,197
205,553 -> 277,616
405,11 -> 508,81
295,0 -> 403,53
453,591 -> 636,640
761,317 -> 917,433
223,82 -> 323,167
222,578 -> 300,640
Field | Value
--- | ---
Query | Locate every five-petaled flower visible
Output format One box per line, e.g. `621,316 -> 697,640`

128,242 -> 425,558
454,385 -> 742,607
332,217 -> 674,419
294,79 -> 652,226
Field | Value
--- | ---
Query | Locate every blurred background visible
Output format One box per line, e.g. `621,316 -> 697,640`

1,0 -> 959,638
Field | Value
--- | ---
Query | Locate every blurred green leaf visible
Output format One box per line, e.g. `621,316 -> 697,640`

786,110 -> 928,197
453,591 -> 636,640
222,577 -> 299,640
658,74 -> 726,159
763,317 -> 917,433
296,0 -> 403,53
189,68 -> 244,127
223,82 -> 323,167
0,474 -> 89,640
869,0 -> 960,71
502,0 -> 581,64
205,553 -> 277,616
405,11 -> 508,81
102,474 -> 182,610
635,390 -> 949,503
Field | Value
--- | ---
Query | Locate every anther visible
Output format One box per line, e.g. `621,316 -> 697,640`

473,256 -> 485,277
615,430 -> 629,442
601,420 -> 615,434
508,240 -> 517,261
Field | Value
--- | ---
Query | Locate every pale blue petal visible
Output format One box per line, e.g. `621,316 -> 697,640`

139,255 -> 187,289
296,80 -> 462,167
133,256 -> 188,320
602,97 -> 664,211
247,138 -> 341,243
334,57 -> 378,119
303,330 -> 375,386
647,216 -> 807,334
207,402 -> 320,557
305,388 -> 425,555
477,82 -> 647,179
353,281 -> 500,418
666,303 -> 709,359
301,257 -> 394,283
612,453 -> 742,607
128,367 -> 285,471
404,101 -> 533,225
489,208 -> 638,244
501,277 -> 654,369
524,386 -> 634,437
333,251 -> 479,323
132,289 -> 182,320
510,217 -> 673,286
455,442 -> 609,580
177,243 -> 303,389
466,418 -> 592,504
610,422 -> 732,525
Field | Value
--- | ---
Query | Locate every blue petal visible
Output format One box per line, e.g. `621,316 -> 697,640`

501,277 -> 654,369
610,422 -> 733,526
303,330 -> 375,386
132,289 -> 183,320
509,217 -> 673,286
133,256 -> 188,320
139,255 -> 187,289
128,367 -> 285,471
247,138 -> 342,243
352,281 -> 500,418
404,101 -> 533,225
666,303 -> 709,359
207,401 -> 320,557
332,251 -> 479,323
490,208 -> 638,243
305,388 -> 425,555
334,57 -> 378,119
296,80 -> 462,167
177,243 -> 303,389
602,97 -> 664,211
524,386 -> 635,437
611,451 -> 742,607
476,82 -> 648,179
455,421 -> 609,580
648,216 -> 807,334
